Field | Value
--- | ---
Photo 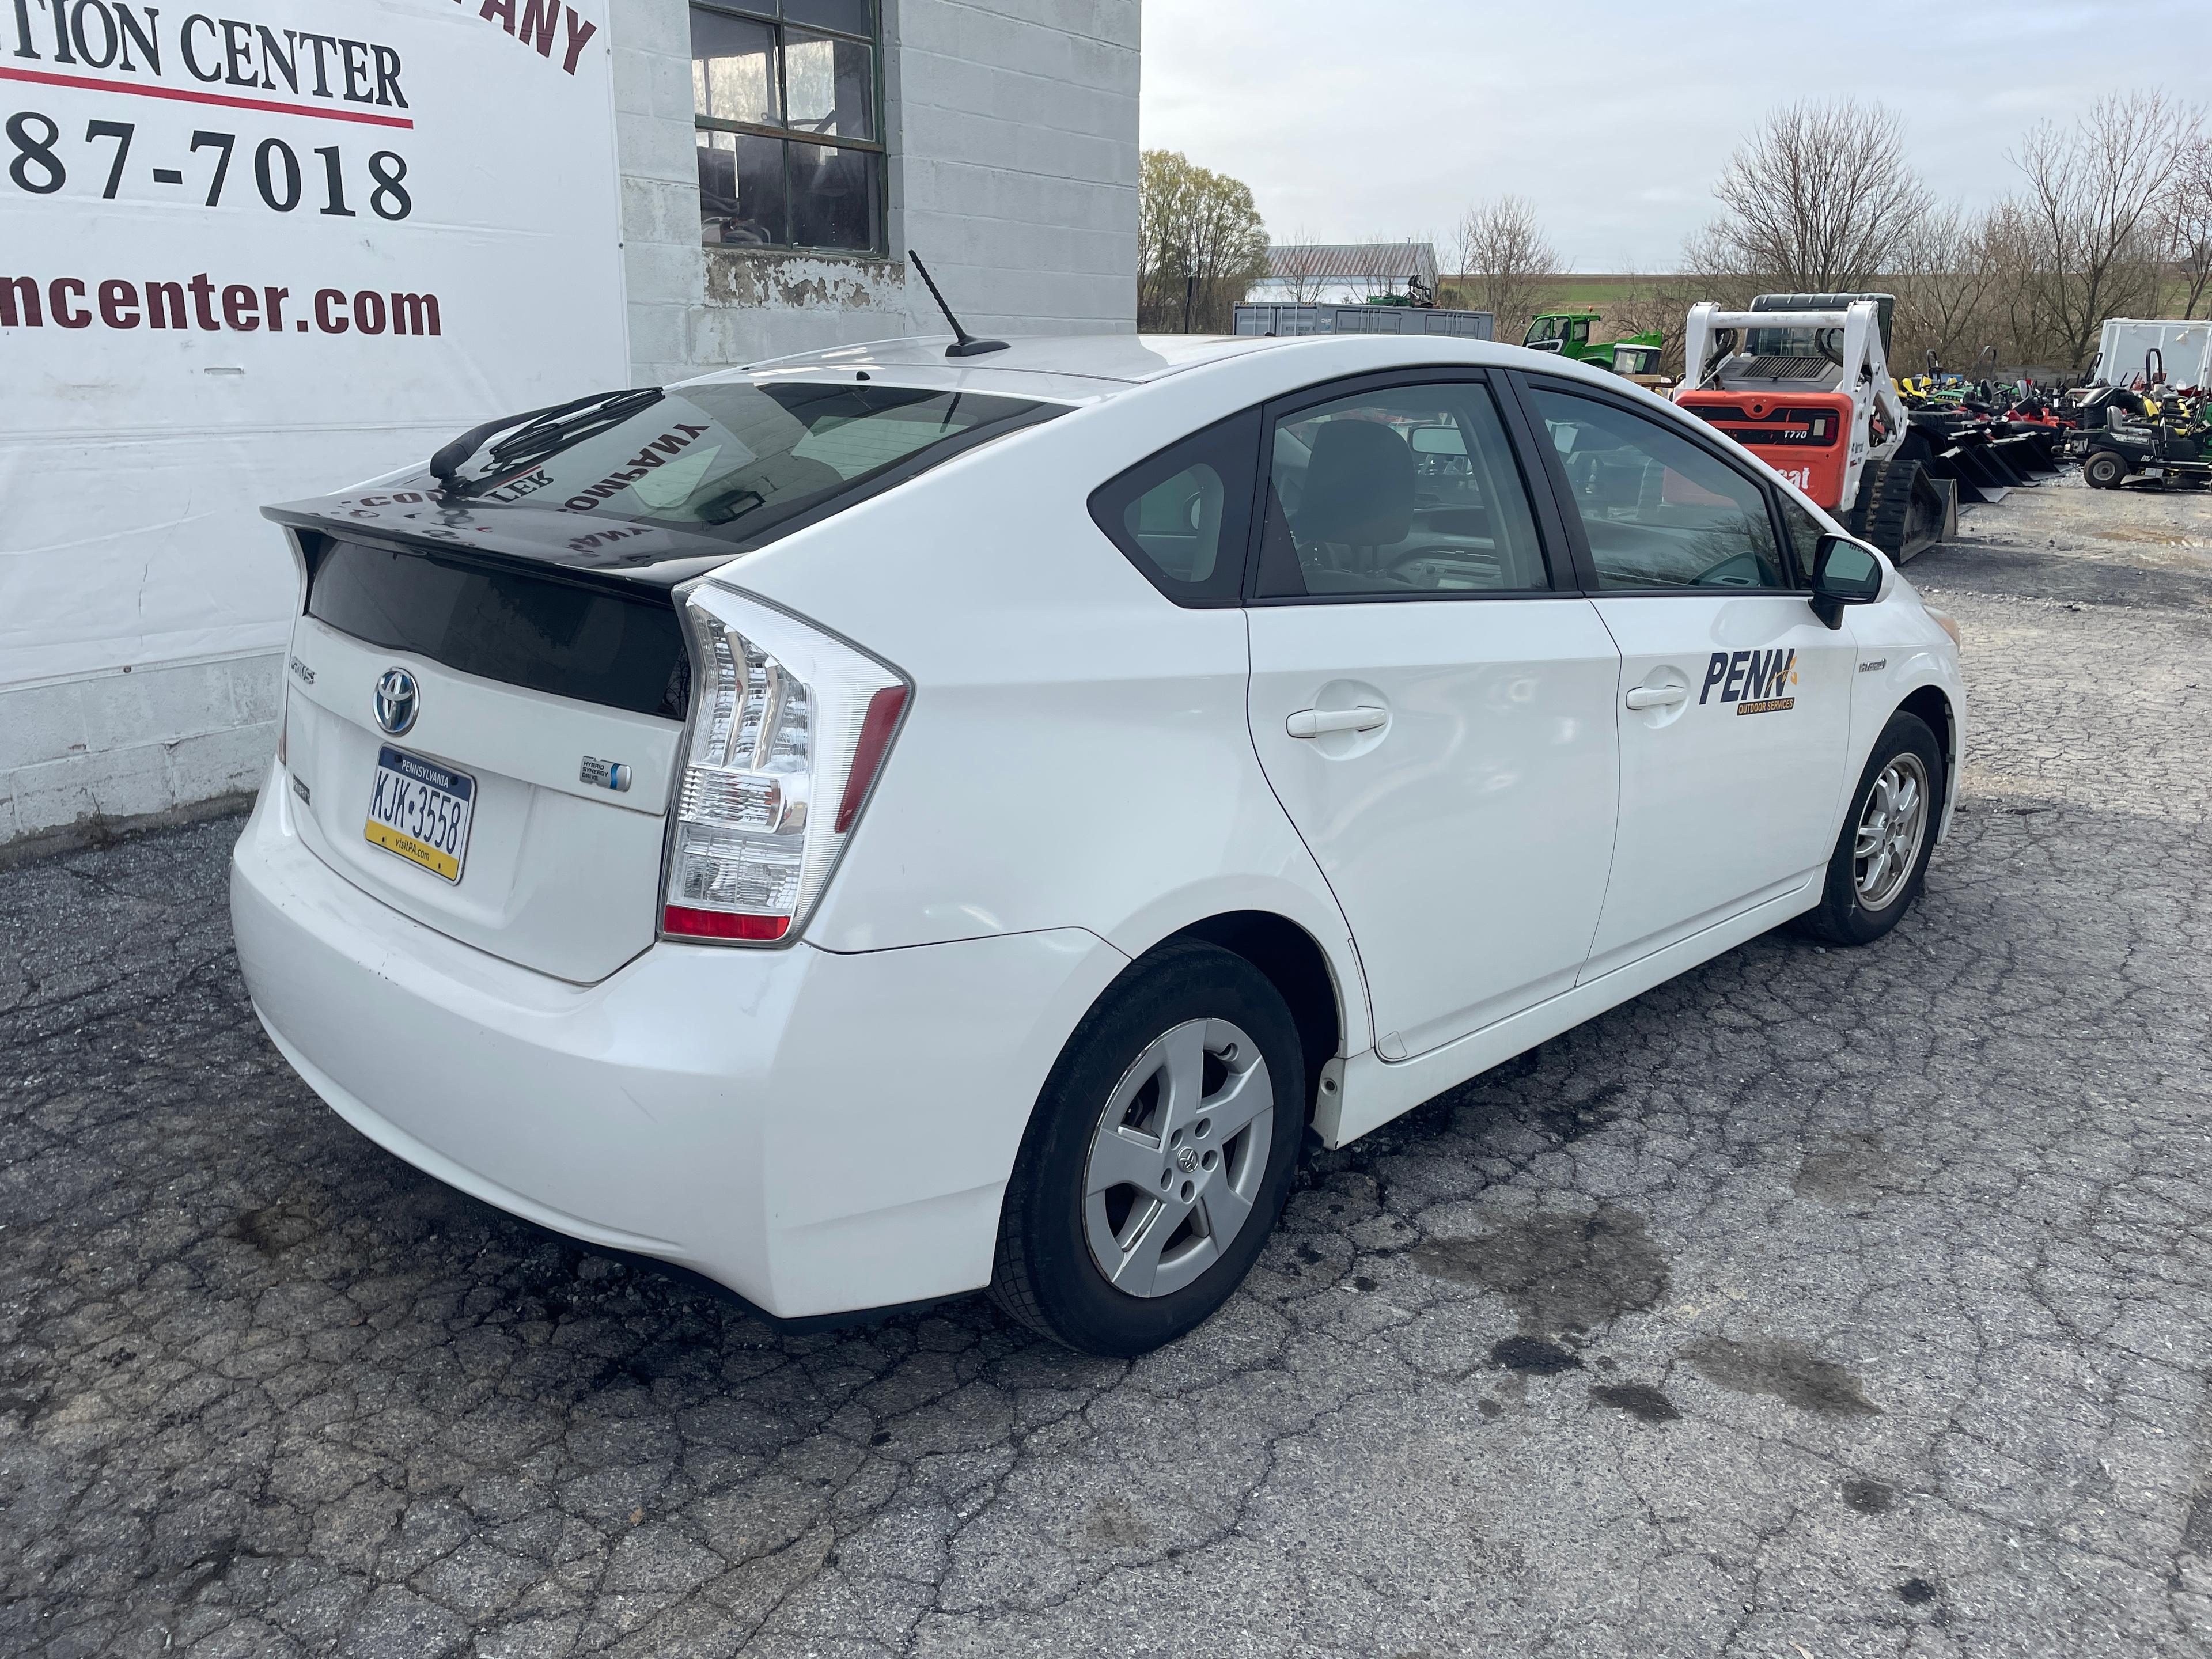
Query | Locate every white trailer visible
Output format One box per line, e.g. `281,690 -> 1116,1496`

2093,319 -> 2212,388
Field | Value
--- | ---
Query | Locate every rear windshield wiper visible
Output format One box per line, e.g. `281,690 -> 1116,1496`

428,386 -> 664,495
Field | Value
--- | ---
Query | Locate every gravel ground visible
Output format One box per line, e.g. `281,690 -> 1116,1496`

3,479 -> 2210,1658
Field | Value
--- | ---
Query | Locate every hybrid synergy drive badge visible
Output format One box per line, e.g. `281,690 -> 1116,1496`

581,756 -> 632,792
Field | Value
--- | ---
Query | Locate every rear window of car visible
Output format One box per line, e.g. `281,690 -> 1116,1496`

485,382 -> 1063,547
307,539 -> 691,720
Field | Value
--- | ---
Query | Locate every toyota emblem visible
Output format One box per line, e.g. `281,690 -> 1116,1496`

374,668 -> 419,736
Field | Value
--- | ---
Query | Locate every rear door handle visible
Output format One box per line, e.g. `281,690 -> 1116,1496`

1624,684 -> 1687,710
1287,706 -> 1388,738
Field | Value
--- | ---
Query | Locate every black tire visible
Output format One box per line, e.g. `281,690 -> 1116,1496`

1801,711 -> 1945,946
2082,450 -> 2125,490
991,941 -> 1305,1356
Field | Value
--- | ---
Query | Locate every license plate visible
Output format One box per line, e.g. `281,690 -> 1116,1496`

364,745 -> 476,883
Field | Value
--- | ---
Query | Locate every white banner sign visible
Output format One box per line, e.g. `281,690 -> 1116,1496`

0,0 -> 629,686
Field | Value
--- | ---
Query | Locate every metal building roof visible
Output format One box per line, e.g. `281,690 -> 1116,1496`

1265,242 -> 1440,288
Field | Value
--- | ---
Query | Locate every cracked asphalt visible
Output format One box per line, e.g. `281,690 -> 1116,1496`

5,481 -> 2211,1657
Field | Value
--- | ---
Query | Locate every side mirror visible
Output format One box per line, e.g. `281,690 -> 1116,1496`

1809,534 -> 1883,630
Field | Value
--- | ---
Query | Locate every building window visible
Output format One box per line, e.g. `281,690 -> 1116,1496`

691,1 -> 882,253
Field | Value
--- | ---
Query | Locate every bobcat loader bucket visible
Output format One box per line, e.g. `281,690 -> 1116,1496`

1847,456 -> 1953,564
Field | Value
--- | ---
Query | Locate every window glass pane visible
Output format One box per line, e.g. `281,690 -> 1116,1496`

487,382 -> 1058,545
1129,467 -> 1228,581
1529,387 -> 1783,590
782,30 -> 874,141
308,541 -> 689,720
1255,382 -> 1549,599
1088,412 -> 1259,605
787,143 -> 878,250
690,9 -> 778,126
782,0 -> 872,40
698,130 -> 787,246
793,404 -> 983,477
1777,495 -> 1823,586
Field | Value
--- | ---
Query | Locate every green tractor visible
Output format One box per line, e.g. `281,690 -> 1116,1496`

1522,312 -> 1667,387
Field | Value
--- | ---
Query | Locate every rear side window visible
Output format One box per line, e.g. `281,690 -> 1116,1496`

1256,379 -> 1550,599
1088,411 -> 1260,607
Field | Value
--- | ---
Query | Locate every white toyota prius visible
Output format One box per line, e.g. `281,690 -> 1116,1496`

231,332 -> 1964,1356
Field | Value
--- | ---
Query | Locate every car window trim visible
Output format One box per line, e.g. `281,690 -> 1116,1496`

1768,486 -> 1828,590
1489,368 -> 1587,590
1509,371 -> 1804,598
1237,366 -> 1577,607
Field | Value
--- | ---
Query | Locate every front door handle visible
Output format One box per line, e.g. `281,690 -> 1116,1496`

1625,684 -> 1687,710
1287,705 -> 1389,738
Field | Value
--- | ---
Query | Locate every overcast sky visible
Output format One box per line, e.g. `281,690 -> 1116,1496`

1140,0 -> 2212,272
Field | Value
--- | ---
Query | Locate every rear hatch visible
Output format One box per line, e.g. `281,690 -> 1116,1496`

281,535 -> 690,983
268,376 -> 1063,983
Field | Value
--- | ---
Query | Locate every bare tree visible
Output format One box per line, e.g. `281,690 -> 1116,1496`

1890,202 -> 2005,373
1974,197 -> 2075,375
1454,195 -> 1557,344
1604,267 -> 1704,380
2162,123 -> 2212,319
1700,99 -> 1931,289
1137,149 -> 1272,333
2009,92 -> 2181,371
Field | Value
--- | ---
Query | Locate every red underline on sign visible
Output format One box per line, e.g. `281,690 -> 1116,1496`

0,66 -> 416,129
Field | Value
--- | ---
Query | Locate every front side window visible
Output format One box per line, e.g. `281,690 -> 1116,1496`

1529,387 -> 1785,591
692,1 -> 881,252
1256,381 -> 1551,599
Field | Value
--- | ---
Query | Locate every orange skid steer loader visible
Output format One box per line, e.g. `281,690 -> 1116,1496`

1675,294 -> 1952,561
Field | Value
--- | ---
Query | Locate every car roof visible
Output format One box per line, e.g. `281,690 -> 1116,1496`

686,331 -> 1561,405
719,332 -> 1287,385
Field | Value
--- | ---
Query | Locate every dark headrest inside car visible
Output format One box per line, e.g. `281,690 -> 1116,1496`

1295,421 -> 1413,547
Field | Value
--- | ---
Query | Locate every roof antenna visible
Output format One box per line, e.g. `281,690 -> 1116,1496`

908,250 -> 1007,358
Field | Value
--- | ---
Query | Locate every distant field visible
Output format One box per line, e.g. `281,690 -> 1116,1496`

1437,275 -> 1690,325
1440,276 -> 1685,300
1532,276 -> 1673,306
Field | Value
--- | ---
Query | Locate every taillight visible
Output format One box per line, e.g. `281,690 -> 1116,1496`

661,584 -> 910,946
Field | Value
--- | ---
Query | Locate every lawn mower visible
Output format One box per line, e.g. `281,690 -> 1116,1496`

2070,385 -> 2212,488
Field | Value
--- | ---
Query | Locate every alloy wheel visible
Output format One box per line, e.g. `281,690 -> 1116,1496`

1854,752 -> 1930,912
1081,1018 -> 1274,1298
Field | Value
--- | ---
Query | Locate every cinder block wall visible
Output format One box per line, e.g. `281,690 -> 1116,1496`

0,655 -> 277,860
613,0 -> 1139,384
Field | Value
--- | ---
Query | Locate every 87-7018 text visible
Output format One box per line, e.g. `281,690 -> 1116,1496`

6,110 -> 408,217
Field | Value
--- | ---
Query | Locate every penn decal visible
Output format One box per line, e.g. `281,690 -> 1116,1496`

1699,648 -> 1798,714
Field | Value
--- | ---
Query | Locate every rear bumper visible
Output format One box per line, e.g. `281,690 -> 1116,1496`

229,768 -> 1126,1318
